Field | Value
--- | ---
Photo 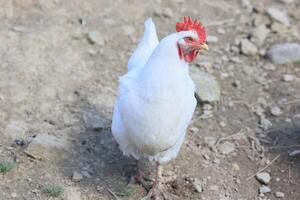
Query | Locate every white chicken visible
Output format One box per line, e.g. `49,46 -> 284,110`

112,17 -> 208,199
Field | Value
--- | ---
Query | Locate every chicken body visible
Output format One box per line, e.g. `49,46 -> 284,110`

112,18 -> 197,164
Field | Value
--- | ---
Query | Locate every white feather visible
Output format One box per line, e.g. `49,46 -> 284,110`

127,18 -> 159,71
112,19 -> 198,164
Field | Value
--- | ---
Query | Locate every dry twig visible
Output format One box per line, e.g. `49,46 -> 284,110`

246,154 -> 281,181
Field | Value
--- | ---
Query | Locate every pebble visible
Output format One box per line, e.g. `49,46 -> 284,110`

240,39 -> 258,56
275,191 -> 284,198
251,25 -> 270,46
162,8 -> 173,18
11,193 -> 17,198
270,22 -> 288,33
25,134 -> 68,160
270,106 -> 282,116
190,67 -> 221,102
267,43 -> 300,64
208,185 -> 219,191
282,74 -> 294,82
87,31 -> 105,46
280,0 -> 294,3
259,185 -> 271,194
218,141 -> 235,155
256,172 -> 271,184
203,137 -> 217,148
207,35 -> 219,43
189,127 -> 199,133
192,178 -> 204,193
72,172 -> 83,182
267,7 -> 290,26
65,187 -> 81,200
217,28 -> 225,34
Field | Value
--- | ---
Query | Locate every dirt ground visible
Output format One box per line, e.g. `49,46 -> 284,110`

0,0 -> 300,199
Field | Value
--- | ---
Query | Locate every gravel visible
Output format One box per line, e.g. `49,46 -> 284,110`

72,172 -> 83,182
266,43 -> 300,64
282,74 -> 294,82
218,142 -> 236,155
267,7 -> 290,26
275,191 -> 285,198
259,185 -> 271,194
256,172 -> 271,184
207,35 -> 219,43
87,31 -> 105,46
270,106 -> 282,116
251,25 -> 270,46
240,39 -> 258,56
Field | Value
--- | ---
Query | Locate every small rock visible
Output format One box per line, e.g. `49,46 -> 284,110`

87,31 -> 105,46
279,0 -> 294,3
270,22 -> 289,33
251,25 -> 270,46
122,25 -> 135,36
240,0 -> 251,8
218,141 -> 235,155
282,74 -> 294,82
192,178 -> 204,193
72,172 -> 83,182
208,185 -> 219,191
267,8 -> 290,26
275,191 -> 284,198
270,106 -> 282,116
219,121 -> 226,128
267,43 -> 300,64
189,127 -> 199,133
256,172 -> 271,184
190,67 -> 220,102
25,134 -> 69,160
83,111 -> 110,130
207,35 -> 218,43
260,185 -> 271,194
65,187 -> 81,200
162,8 -> 173,18
217,28 -> 225,34
4,120 -> 28,140
240,39 -> 258,56
11,193 -> 17,198
232,163 -> 240,171
203,137 -> 217,148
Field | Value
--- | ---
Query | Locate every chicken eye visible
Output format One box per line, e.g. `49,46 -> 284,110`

187,37 -> 193,42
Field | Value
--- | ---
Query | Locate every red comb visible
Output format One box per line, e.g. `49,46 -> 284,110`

176,16 -> 206,43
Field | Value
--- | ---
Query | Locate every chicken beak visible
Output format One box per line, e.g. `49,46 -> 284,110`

191,43 -> 209,51
199,43 -> 209,50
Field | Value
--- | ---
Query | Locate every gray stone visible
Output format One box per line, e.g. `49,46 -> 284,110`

190,67 -> 220,102
256,172 -> 271,184
270,22 -> 289,33
259,185 -> 271,194
192,178 -> 204,193
251,25 -> 270,46
65,187 -> 81,200
25,134 -> 69,160
204,137 -> 217,148
275,192 -> 284,198
218,142 -> 235,155
270,106 -> 282,116
4,120 -> 28,140
282,74 -> 294,82
72,172 -> 83,182
267,43 -> 300,64
267,8 -> 290,26
87,31 -> 105,46
279,0 -> 294,3
240,39 -> 258,56
207,35 -> 219,43
83,111 -> 110,130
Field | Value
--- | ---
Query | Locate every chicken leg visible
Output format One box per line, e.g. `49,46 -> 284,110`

140,162 -> 166,200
